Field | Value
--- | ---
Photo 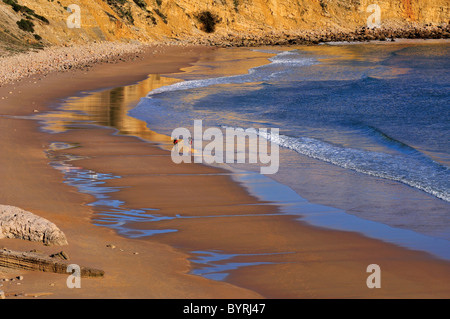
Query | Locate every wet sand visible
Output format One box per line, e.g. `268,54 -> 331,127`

0,44 -> 449,299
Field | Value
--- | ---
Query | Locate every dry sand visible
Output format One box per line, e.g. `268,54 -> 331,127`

0,44 -> 449,299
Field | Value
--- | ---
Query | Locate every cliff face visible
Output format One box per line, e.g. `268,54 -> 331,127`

0,0 -> 449,53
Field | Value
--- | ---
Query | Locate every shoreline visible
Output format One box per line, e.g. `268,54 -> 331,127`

0,43 -> 449,298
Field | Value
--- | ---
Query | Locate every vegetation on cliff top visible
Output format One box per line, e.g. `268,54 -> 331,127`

3,0 -> 49,24
2,0 -> 48,44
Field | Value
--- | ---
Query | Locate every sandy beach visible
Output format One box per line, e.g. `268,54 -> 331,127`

0,44 -> 263,299
0,43 -> 450,300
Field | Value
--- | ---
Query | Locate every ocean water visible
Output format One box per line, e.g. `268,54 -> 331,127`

129,41 -> 450,250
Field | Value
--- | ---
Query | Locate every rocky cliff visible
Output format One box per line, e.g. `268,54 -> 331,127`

0,0 -> 449,53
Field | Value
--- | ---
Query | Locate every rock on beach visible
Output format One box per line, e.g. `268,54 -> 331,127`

0,205 -> 68,246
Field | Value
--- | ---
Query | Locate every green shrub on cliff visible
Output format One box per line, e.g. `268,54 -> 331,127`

16,19 -> 34,33
106,0 -> 134,24
3,0 -> 49,24
133,0 -> 147,9
196,11 -> 220,33
154,8 -> 167,24
233,0 -> 239,12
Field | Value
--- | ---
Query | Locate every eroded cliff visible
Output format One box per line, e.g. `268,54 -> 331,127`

0,0 -> 449,53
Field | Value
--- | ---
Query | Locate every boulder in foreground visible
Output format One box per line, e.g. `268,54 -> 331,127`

0,205 -> 68,246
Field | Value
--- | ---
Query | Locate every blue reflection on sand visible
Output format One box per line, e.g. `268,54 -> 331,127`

189,250 -> 292,281
47,142 -> 178,238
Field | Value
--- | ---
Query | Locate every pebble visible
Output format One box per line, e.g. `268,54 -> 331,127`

1,276 -> 24,282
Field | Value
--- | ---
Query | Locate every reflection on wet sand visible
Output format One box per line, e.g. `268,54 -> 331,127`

37,74 -> 180,143
36,69 -> 292,283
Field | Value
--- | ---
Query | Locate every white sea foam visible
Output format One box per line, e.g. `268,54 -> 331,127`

256,130 -> 450,202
